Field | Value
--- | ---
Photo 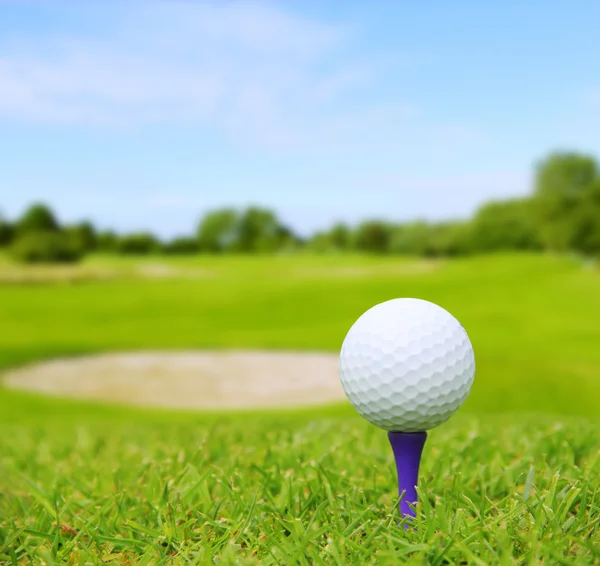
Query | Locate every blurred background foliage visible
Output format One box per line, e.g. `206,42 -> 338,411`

2,150 -> 600,263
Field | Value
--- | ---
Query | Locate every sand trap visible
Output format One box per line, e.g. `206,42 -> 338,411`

2,351 -> 345,409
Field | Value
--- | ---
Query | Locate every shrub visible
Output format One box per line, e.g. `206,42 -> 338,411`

163,237 -> 199,255
11,231 -> 84,264
389,222 -> 432,256
470,198 -> 542,252
63,222 -> 97,252
96,230 -> 119,252
117,233 -> 161,255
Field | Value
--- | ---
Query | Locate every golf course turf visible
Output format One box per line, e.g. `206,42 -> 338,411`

1,253 -> 599,564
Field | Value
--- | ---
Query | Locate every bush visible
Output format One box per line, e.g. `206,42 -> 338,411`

307,232 -> 334,253
426,222 -> 473,257
163,237 -> 199,255
307,224 -> 350,253
117,233 -> 161,255
64,222 -> 97,252
96,230 -> 119,252
470,198 -> 541,252
11,231 -> 84,264
389,222 -> 433,256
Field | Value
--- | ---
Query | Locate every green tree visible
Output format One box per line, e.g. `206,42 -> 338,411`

389,221 -> 432,255
275,225 -> 302,252
233,207 -> 289,253
163,237 -> 199,255
197,208 -> 239,253
330,223 -> 351,250
117,232 -> 161,255
470,198 -> 541,252
306,223 -> 350,253
533,152 -> 599,251
427,221 -> 472,256
64,221 -> 97,252
0,213 -> 13,247
571,179 -> 600,255
307,231 -> 333,253
15,203 -> 60,236
11,231 -> 83,264
96,230 -> 119,252
353,220 -> 392,253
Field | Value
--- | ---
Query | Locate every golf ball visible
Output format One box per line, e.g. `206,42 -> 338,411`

339,298 -> 475,432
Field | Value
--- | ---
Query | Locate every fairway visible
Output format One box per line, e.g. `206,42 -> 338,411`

1,253 -> 599,564
1,253 -> 600,416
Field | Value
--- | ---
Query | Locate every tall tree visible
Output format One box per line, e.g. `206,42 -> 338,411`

533,152 -> 599,251
234,207 -> 277,252
117,232 -> 161,255
197,208 -> 239,253
427,221 -> 472,256
389,221 -> 431,255
330,223 -> 351,250
163,237 -> 199,255
64,221 -> 97,252
233,207 -> 292,252
353,220 -> 392,253
0,213 -> 13,246
15,203 -> 60,236
96,230 -> 119,252
307,223 -> 350,253
571,179 -> 600,255
470,198 -> 541,252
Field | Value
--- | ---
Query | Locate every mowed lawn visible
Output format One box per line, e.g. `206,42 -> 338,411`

1,252 -> 600,417
0,253 -> 599,564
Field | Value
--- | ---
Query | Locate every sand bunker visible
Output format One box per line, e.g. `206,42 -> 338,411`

2,351 -> 345,409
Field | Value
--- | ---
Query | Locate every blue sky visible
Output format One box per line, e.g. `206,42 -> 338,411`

1,1 -> 599,238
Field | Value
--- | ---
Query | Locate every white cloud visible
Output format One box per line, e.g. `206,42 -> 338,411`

0,1 -> 417,148
126,1 -> 347,58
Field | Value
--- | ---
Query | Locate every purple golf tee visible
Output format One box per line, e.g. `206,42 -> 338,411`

388,431 -> 427,527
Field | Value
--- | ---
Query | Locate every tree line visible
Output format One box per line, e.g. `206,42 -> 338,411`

1,151 -> 599,263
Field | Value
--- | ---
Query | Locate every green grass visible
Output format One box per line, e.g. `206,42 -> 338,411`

1,253 -> 600,563
1,413 -> 598,564
1,253 -> 600,416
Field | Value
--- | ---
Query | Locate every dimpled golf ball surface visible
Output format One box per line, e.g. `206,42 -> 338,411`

339,298 -> 475,432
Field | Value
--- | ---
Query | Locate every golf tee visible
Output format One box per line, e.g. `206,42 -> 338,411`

388,431 -> 427,528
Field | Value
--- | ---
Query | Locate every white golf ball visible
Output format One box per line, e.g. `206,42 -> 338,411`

339,298 -> 475,432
